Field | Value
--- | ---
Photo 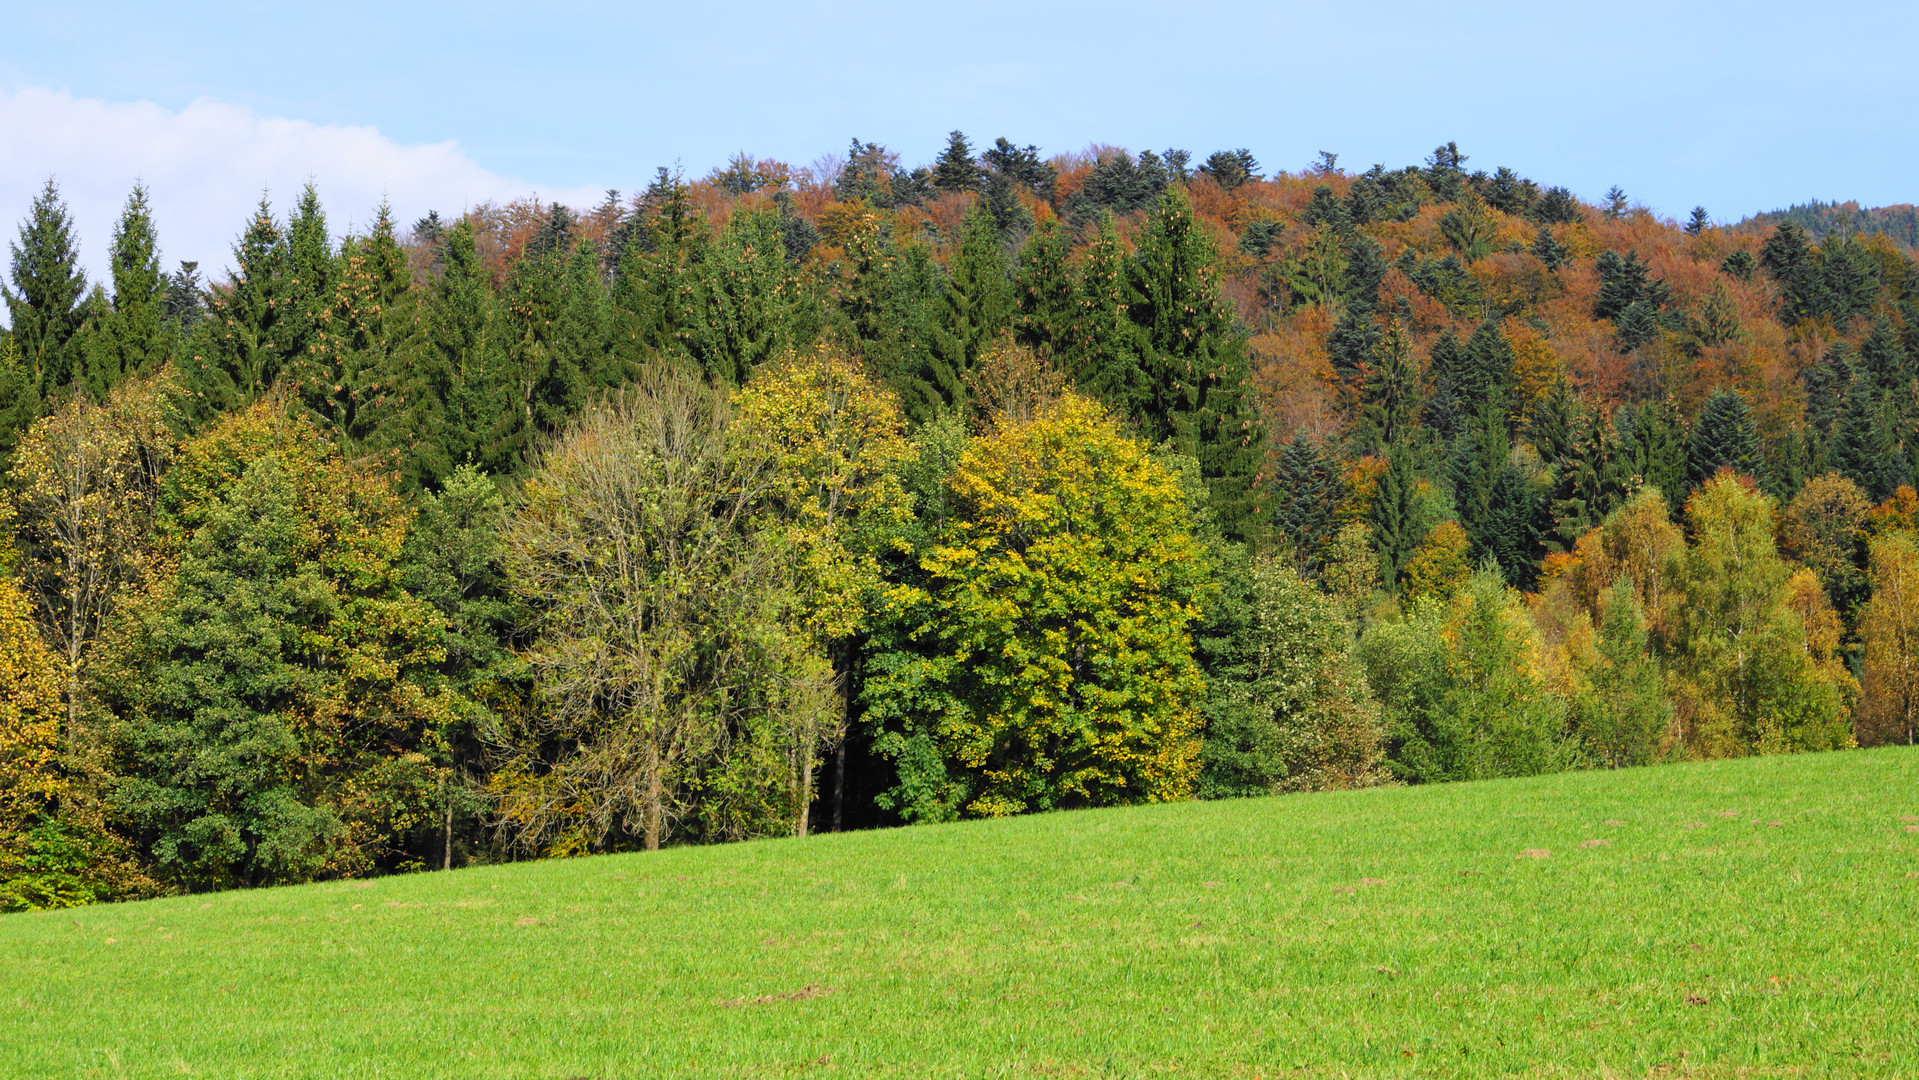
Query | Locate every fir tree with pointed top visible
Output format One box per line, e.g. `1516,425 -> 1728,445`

1858,313 -> 1912,399
1530,226 -> 1568,271
185,194 -> 290,421
5,178 -> 87,394
927,201 -> 1016,405
932,131 -> 980,193
1686,389 -> 1762,488
299,203 -> 426,453
1684,207 -> 1711,236
1828,383 -> 1906,501
1068,214 -> 1149,414
1012,216 -> 1075,363
1270,433 -> 1348,573
1421,330 -> 1472,442
1357,319 -> 1419,454
1326,308 -> 1381,386
1371,445 -> 1421,586
1129,184 -> 1267,538
1616,400 -> 1687,502
80,184 -> 171,399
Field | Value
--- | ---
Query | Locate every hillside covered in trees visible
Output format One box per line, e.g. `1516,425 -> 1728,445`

3,134 -> 1917,909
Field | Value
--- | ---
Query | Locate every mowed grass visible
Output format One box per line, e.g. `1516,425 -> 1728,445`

5,749 -> 1918,1079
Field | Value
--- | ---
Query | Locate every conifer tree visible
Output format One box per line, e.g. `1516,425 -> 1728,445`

81,185 -> 170,399
184,195 -> 290,422
1686,389 -> 1762,488
296,204 -> 425,452
928,202 -> 1016,402
373,216 -> 513,484
1357,319 -> 1419,454
1269,433 -> 1347,572
1067,215 -> 1149,414
1826,383 -> 1906,501
1617,400 -> 1687,501
1421,330 -> 1472,441
1011,217 -> 1075,364
1684,207 -> 1711,236
1326,308 -> 1381,386
5,179 -> 87,394
931,131 -> 980,193
1129,185 -> 1266,538
1371,445 -> 1421,586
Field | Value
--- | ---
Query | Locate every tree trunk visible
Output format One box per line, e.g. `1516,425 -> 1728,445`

645,741 -> 662,852
797,754 -> 813,838
833,739 -> 846,833
442,800 -> 453,871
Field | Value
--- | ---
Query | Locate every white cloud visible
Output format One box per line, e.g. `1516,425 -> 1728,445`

0,85 -> 602,288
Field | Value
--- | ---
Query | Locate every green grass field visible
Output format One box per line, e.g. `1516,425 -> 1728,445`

5,747 -> 1917,1079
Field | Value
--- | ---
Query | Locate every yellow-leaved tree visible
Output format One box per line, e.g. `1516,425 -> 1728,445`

863,391 -> 1209,820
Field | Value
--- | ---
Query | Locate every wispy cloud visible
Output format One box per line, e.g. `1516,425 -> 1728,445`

0,85 -> 602,285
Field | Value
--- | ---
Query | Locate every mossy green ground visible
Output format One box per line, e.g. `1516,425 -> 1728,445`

5,747 -> 1917,1078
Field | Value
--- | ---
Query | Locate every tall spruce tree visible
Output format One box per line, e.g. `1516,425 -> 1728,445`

1129,185 -> 1267,538
927,201 -> 1016,403
1270,433 -> 1348,572
1686,389 -> 1762,489
185,195 -> 291,422
1068,215 -> 1149,414
1371,444 -> 1422,586
1357,319 -> 1419,454
1827,383 -> 1906,501
80,184 -> 170,399
1011,217 -> 1075,364
5,179 -> 88,394
931,131 -> 980,193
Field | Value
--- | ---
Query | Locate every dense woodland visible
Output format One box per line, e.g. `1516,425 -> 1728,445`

3,134 -> 1918,909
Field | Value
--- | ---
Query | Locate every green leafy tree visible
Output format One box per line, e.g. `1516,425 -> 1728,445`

1361,567 -> 1570,783
1198,558 -> 1384,797
1665,473 -> 1854,757
110,403 -> 457,889
1569,580 -> 1671,767
863,393 -> 1209,820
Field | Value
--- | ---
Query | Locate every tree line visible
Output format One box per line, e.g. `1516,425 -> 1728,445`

2,134 -> 1916,910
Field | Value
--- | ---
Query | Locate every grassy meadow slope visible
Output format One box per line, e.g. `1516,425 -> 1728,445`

4,747 -> 1917,1079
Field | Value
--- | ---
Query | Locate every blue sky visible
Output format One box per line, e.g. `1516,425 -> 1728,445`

2,0 -> 1914,279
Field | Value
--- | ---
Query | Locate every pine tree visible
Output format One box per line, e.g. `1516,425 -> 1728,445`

1449,405 -> 1509,565
1758,221 -> 1830,325
1858,313 -> 1913,399
297,204 -> 425,452
1326,307 -> 1381,386
1011,217 -> 1076,364
1421,330 -> 1472,441
1684,207 -> 1711,236
927,202 -> 1016,405
184,195 -> 290,422
1129,185 -> 1267,538
1463,319 -> 1516,420
1686,389 -> 1763,489
1067,215 -> 1149,415
932,131 -> 980,193
1269,433 -> 1348,572
373,216 -> 513,483
5,179 -> 88,394
1616,400 -> 1687,502
1827,383 -> 1906,501
1357,319 -> 1419,454
1530,225 -> 1568,271
699,206 -> 811,384
79,185 -> 171,400
1371,445 -> 1421,586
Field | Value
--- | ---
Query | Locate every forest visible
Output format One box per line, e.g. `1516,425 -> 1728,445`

3,133 -> 1917,909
